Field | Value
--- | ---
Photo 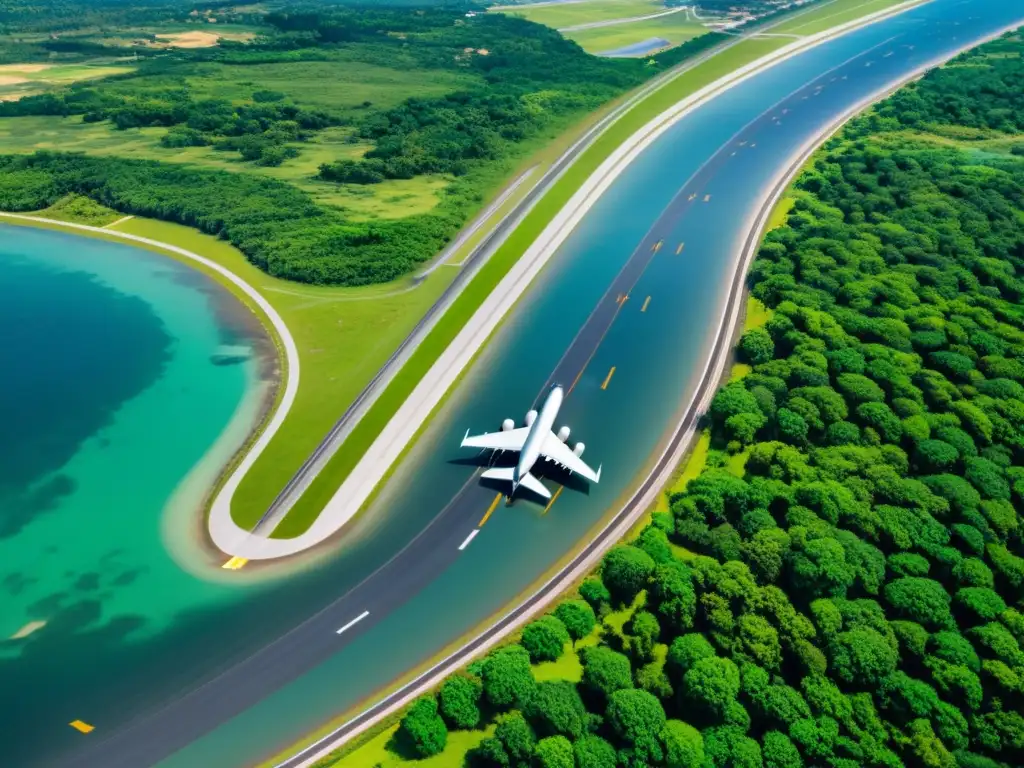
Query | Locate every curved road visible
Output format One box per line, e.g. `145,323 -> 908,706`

57,3 -> 1024,765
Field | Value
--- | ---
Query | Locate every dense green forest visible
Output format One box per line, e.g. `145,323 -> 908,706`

0,4 -> 724,284
372,31 -> 1024,768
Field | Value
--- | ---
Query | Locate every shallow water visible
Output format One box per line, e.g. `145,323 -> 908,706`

0,224 -> 268,754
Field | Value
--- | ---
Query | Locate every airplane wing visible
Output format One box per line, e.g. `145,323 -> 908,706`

541,432 -> 601,483
461,427 -> 530,452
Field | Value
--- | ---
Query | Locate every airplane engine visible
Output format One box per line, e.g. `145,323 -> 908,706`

525,409 -> 538,427
501,418 -> 515,432
557,426 -> 571,442
573,442 -> 585,457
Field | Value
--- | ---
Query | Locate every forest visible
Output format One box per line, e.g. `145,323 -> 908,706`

367,31 -> 1024,768
0,4 -> 713,285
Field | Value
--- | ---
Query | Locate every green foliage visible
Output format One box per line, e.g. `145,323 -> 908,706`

661,720 -> 705,768
580,645 -> 633,701
482,645 -> 535,711
601,545 -> 656,604
573,734 -> 617,768
397,696 -> 447,758
829,627 -> 898,687
682,656 -> 741,718
524,681 -> 587,740
554,600 -> 596,644
606,688 -> 667,764
534,735 -> 573,768
522,616 -> 570,663
495,710 -> 535,766
439,675 -> 482,730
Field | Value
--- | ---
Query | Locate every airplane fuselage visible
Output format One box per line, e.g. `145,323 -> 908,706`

514,385 -> 563,492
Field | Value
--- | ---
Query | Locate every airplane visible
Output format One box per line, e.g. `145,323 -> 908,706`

460,384 -> 601,500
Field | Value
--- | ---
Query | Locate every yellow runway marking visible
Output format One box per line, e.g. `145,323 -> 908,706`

641,296 -> 651,313
542,486 -> 564,516
222,556 -> 248,570
569,368 -> 584,393
479,492 -> 503,527
703,194 -> 712,203
70,720 -> 94,734
676,242 -> 684,255
600,366 -> 616,391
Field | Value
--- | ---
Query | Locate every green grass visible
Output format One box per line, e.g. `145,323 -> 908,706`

567,16 -> 707,54
771,0 -> 918,36
35,193 -> 121,226
493,0 -> 664,30
0,115 -> 452,219
0,62 -> 134,101
331,723 -> 495,768
766,195 -> 796,231
654,429 -> 711,515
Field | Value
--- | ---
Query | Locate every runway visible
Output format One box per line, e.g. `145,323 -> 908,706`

42,2 -> 1024,766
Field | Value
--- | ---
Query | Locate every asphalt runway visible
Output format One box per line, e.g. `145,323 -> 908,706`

54,2 -> 1024,765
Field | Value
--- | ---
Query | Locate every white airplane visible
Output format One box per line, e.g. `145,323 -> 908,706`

460,384 -> 601,500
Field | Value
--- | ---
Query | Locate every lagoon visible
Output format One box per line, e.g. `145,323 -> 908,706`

0,224 -> 267,764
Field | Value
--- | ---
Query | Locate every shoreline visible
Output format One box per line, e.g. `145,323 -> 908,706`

0,212 -> 301,568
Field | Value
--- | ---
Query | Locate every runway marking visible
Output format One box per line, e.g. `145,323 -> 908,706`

458,529 -> 480,550
69,720 -> 94,734
675,242 -> 684,255
641,296 -> 651,313
600,366 -> 616,391
703,194 -> 712,203
222,556 -> 248,570
336,610 -> 370,636
542,486 -> 564,516
479,492 -> 503,527
569,368 -> 584,393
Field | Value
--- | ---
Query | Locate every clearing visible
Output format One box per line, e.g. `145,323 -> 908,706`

0,62 -> 135,102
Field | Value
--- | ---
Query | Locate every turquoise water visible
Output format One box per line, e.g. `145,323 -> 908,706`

0,224 -> 266,755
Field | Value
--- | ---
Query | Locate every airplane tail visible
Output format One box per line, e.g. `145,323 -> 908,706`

481,467 -> 551,500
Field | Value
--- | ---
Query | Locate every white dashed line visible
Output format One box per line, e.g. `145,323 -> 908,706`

336,611 -> 370,635
458,530 -> 480,551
